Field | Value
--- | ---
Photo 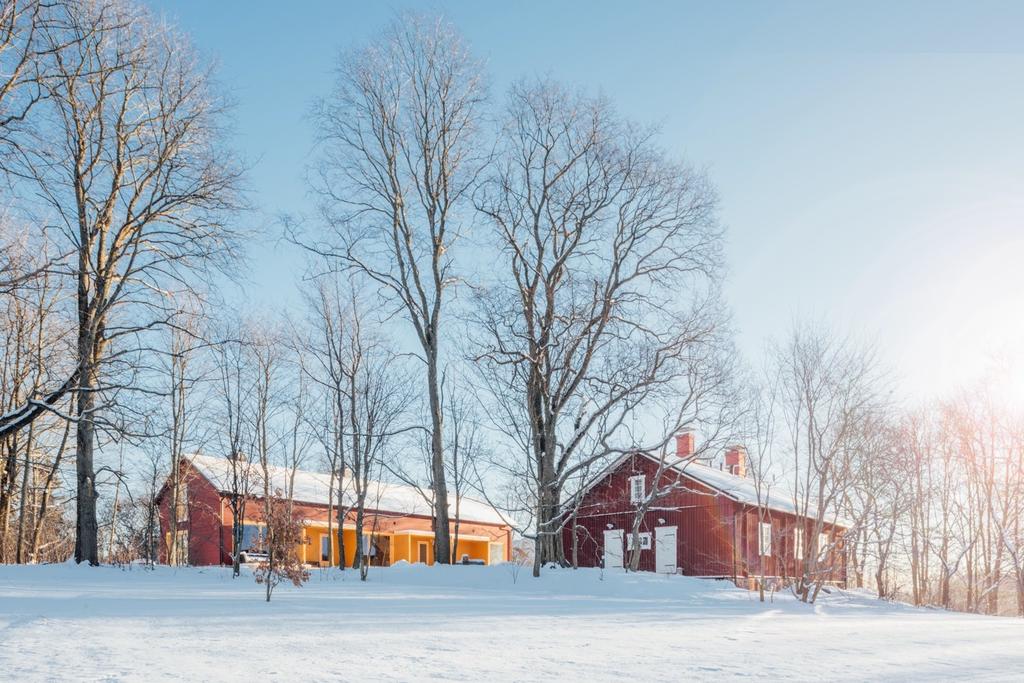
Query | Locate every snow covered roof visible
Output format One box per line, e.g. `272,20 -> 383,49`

639,452 -> 849,528
664,457 -> 799,516
185,453 -> 509,527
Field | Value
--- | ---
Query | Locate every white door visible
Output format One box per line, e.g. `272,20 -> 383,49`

603,529 -> 624,569
656,526 -> 678,574
489,542 -> 505,565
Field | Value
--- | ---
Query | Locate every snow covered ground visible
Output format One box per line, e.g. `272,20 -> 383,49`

1,563 -> 1022,681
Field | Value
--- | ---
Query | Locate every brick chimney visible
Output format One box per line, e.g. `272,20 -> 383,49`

675,431 -> 695,458
724,446 -> 747,477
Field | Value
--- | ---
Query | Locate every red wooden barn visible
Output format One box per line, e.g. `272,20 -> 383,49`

563,433 -> 847,588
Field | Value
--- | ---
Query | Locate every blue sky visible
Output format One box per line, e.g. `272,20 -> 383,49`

150,0 -> 1024,402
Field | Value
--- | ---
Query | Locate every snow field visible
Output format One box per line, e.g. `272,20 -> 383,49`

1,562 -> 1022,681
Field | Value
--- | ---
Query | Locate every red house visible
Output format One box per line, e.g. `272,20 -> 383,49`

563,433 -> 847,588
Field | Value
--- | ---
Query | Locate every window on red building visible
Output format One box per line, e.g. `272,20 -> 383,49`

759,522 -> 772,557
628,475 -> 645,503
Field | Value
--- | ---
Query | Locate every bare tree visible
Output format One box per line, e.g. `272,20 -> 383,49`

0,236 -> 72,563
443,383 -> 488,563
207,323 -> 256,581
298,14 -> 486,564
621,359 -> 739,575
27,0 -> 241,565
300,277 -> 354,569
249,326 -> 286,599
281,360 -> 315,502
0,0 -> 48,181
159,312 -> 211,567
842,410 -> 907,600
770,323 -> 879,603
338,295 -> 409,580
253,487 -> 308,602
743,375 -> 782,601
0,3 -> 77,436
944,384 -> 1019,615
899,409 -> 938,605
472,79 -> 725,575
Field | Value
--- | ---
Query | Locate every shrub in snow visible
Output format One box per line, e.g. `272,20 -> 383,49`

253,493 -> 309,601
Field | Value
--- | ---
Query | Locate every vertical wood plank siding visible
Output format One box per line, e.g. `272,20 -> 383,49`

563,453 -> 846,586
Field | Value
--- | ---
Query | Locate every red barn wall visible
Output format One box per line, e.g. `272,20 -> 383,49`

157,462 -> 226,565
564,453 -> 847,585
564,454 -> 739,576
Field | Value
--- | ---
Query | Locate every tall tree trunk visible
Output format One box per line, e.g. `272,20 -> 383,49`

107,474 -> 121,562
353,505 -> 364,573
0,432 -> 19,560
451,494 -> 461,564
534,472 -> 563,574
335,488 -> 347,571
231,498 -> 244,577
531,398 -> 564,575
427,356 -> 450,565
74,343 -> 99,565
14,421 -> 34,563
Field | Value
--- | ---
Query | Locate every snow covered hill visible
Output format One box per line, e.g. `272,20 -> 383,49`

1,563 -> 1022,681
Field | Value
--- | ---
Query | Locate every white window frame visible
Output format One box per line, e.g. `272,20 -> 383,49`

361,534 -> 377,557
794,528 -> 804,560
320,534 -> 331,562
818,532 -> 830,558
175,486 -> 188,523
759,522 -> 772,557
628,475 -> 645,504
627,531 -> 652,551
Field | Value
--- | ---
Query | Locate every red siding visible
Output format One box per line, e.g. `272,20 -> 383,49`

157,462 -> 227,565
563,453 -> 847,586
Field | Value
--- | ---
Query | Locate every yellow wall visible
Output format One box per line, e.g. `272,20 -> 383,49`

392,534 -> 434,564
301,527 -> 395,568
453,539 -> 488,563
299,525 -> 508,567
381,534 -> 494,564
297,527 -> 347,567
